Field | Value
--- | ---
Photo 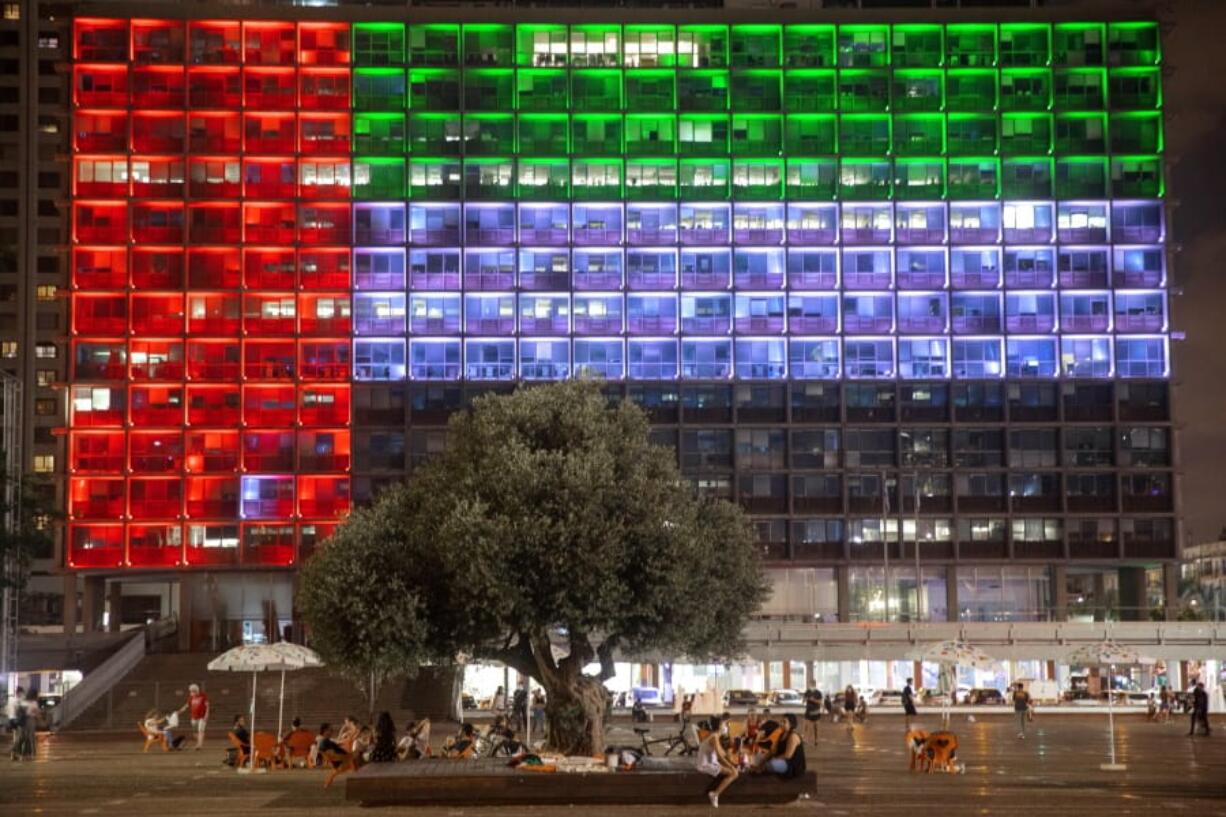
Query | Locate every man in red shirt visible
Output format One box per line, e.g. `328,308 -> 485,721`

179,684 -> 210,750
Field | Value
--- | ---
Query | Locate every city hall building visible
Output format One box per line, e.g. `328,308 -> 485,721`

4,2 -> 1178,649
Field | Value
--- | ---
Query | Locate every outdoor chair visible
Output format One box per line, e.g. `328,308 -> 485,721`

137,721 -> 168,753
227,731 -> 249,769
283,730 -> 315,768
251,732 -> 278,771
321,748 -> 358,788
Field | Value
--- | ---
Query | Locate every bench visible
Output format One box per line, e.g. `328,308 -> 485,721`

346,758 -> 816,807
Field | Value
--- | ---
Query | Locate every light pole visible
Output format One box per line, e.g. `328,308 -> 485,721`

913,471 -> 922,622
880,469 -> 890,622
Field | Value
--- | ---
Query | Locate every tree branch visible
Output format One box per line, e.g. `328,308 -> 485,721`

596,639 -> 618,682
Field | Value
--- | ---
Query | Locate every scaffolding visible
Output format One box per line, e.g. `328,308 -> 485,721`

0,371 -> 22,695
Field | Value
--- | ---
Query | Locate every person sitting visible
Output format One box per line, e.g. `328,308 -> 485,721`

368,712 -> 398,763
854,695 -> 869,724
398,718 -> 431,760
335,715 -> 360,749
353,725 -> 375,762
226,714 -> 251,767
754,714 -> 806,780
442,723 -> 478,758
695,715 -> 739,809
143,709 -> 180,751
310,722 -> 346,769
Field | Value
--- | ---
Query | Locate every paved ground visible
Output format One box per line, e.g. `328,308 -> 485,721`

1,715 -> 1224,816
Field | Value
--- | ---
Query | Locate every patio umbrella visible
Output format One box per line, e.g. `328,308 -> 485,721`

207,644 -> 309,771
267,642 -> 324,739
914,640 -> 998,725
1063,640 -> 1155,772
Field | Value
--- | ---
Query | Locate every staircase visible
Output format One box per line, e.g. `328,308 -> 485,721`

64,652 -> 450,733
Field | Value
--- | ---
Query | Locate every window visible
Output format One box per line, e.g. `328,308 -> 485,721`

0,341 -> 15,359
33,455 -> 54,474
3,4 -> 19,20
35,343 -> 56,359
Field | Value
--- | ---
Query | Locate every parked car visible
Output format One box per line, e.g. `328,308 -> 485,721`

631,686 -> 663,707
461,693 -> 476,710
874,689 -> 904,707
723,689 -> 761,707
964,688 -> 1004,705
768,689 -> 803,706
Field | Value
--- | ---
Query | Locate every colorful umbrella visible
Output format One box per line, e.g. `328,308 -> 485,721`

267,643 -> 324,739
914,640 -> 998,725
207,644 -> 310,771
1064,640 -> 1155,771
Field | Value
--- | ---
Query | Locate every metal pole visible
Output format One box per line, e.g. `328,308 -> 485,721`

913,472 -> 922,622
881,469 -> 890,622
0,371 -> 23,698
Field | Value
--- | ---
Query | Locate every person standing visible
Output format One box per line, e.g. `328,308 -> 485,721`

1011,682 -> 1031,739
16,691 -> 40,760
491,686 -> 506,718
179,683 -> 210,750
6,686 -> 24,761
1188,682 -> 1211,737
802,687 -> 822,744
902,678 -> 918,729
1158,684 -> 1172,724
842,686 -> 858,733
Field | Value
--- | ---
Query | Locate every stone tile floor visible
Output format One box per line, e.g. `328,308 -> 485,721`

2,715 -> 1224,816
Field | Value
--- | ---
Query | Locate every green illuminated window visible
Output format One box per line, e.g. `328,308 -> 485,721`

838,25 -> 889,68
1111,155 -> 1162,197
410,158 -> 461,199
945,24 -> 996,68
731,114 -> 782,156
626,114 -> 677,156
839,114 -> 890,157
463,68 -> 513,111
572,114 -> 622,155
1054,68 -> 1106,109
839,159 -> 891,200
518,24 -> 568,67
517,69 -> 568,112
354,23 -> 406,67
570,25 -> 620,68
572,159 -> 622,200
892,25 -> 943,68
1000,24 -> 1051,68
353,157 -> 406,200
517,158 -> 570,200
838,69 -> 889,113
946,69 -> 996,111
783,25 -> 835,69
894,158 -> 945,200
409,114 -> 461,156
677,25 -> 724,68
1000,68 -> 1052,111
1056,156 -> 1108,197
571,70 -> 622,112
731,70 -> 781,112
1108,22 -> 1160,67
353,68 -> 407,112
354,113 -> 405,155
947,114 -> 997,154
517,114 -> 568,156
678,70 -> 728,113
1111,111 -> 1163,153
892,70 -> 944,113
463,158 -> 514,200
730,25 -> 781,69
463,24 -> 512,67
679,115 -> 729,156
1001,113 -> 1053,155
948,158 -> 999,199
409,24 -> 459,67
1002,157 -> 1053,198
1054,23 -> 1105,67
787,158 -> 837,200
785,114 -> 836,155
409,68 -> 459,110
893,114 -> 944,157
627,158 -> 678,200
625,69 -> 676,112
733,159 -> 783,200
680,158 -> 729,199
464,114 -> 514,155
784,70 -> 836,112
625,25 -> 678,68
1054,112 -> 1105,154
1109,67 -> 1161,109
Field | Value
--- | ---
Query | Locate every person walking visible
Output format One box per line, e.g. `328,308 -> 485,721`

16,691 -> 40,760
6,686 -> 23,761
1158,684 -> 1173,724
178,683 -> 210,750
1188,682 -> 1211,737
802,687 -> 822,744
902,678 -> 918,730
1011,682 -> 1031,739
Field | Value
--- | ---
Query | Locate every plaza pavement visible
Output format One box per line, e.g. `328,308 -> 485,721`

1,714 -> 1224,816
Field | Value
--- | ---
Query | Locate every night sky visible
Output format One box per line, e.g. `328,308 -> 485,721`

1160,0 -> 1226,546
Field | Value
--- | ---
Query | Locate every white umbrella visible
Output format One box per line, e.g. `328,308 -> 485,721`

267,642 -> 324,739
1064,640 -> 1155,772
207,644 -> 308,771
914,640 -> 999,726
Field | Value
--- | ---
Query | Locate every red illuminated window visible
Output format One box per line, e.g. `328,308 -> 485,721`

74,156 -> 128,197
187,248 -> 241,290
74,110 -> 128,152
299,23 -> 350,67
75,201 -> 128,244
130,430 -> 184,473
69,524 -> 125,569
298,430 -> 350,472
243,294 -> 296,335
75,19 -> 128,62
189,157 -> 241,199
186,340 -> 240,381
243,67 -> 296,109
243,112 -> 296,154
74,293 -> 127,335
128,524 -> 183,567
132,248 -> 184,289
131,157 -> 185,198
185,524 -> 240,567
186,386 -> 240,428
243,248 -> 296,289
242,523 -> 296,566
188,67 -> 242,109
131,112 -> 186,153
132,65 -> 185,107
73,247 -> 127,290
129,340 -> 184,381
129,385 -> 184,426
71,431 -> 126,473
190,21 -> 241,66
129,477 -> 183,519
299,522 -> 337,562
243,202 -> 296,244
299,68 -> 350,111
75,64 -> 129,107
299,294 -> 352,336
188,203 -> 241,244
131,293 -> 185,336
131,202 -> 185,244
299,203 -> 351,245
243,22 -> 297,66
298,475 -> 350,518
243,340 -> 296,380
186,293 -> 240,335
190,112 -> 242,153
185,476 -> 238,518
74,340 -> 127,380
300,340 -> 351,381
185,430 -> 240,473
243,384 -> 296,426
243,158 -> 296,199
243,431 -> 294,472
299,113 -> 350,156
299,249 -> 351,290
299,385 -> 349,426
299,158 -> 351,200
131,19 -> 184,64
241,477 -> 296,520
70,385 -> 127,428
70,477 -> 125,520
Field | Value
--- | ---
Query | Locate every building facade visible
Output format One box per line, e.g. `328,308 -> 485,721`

40,6 -> 1181,644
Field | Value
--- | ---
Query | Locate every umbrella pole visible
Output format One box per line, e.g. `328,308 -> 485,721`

1101,663 -> 1125,771
277,669 -> 285,740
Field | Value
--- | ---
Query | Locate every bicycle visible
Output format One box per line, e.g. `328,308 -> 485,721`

634,720 -> 697,757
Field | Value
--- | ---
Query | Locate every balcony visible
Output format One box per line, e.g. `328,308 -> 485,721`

409,315 -> 461,335
789,316 -> 837,333
519,271 -> 570,291
842,271 -> 891,290
574,315 -> 622,335
1005,315 -> 1056,333
519,227 -> 568,246
896,271 -> 946,290
681,316 -> 731,335
1061,314 -> 1110,332
951,270 -> 999,289
898,315 -> 946,334
843,315 -> 892,333
679,226 -> 730,245
952,315 -> 1001,334
734,316 -> 785,334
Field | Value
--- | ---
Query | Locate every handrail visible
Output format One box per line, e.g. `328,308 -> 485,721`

53,626 -> 148,730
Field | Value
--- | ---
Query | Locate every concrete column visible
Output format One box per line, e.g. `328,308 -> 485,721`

945,571 -> 959,622
913,661 -> 923,688
1051,564 -> 1068,621
782,662 -> 792,690
1093,572 -> 1107,621
805,660 -> 815,690
176,580 -> 192,652
1118,566 -> 1148,622
106,581 -> 123,632
81,576 -> 105,633
61,573 -> 78,635
836,566 -> 850,623
1162,563 -> 1180,621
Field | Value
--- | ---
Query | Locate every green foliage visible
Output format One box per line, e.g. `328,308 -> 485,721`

0,474 -> 57,592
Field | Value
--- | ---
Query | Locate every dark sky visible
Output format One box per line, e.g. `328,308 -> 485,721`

1162,0 -> 1226,546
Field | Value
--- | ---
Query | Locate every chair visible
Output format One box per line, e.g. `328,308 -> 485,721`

321,749 -> 358,788
138,722 -> 168,753
283,729 -> 315,768
251,732 -> 278,771
227,731 -> 249,769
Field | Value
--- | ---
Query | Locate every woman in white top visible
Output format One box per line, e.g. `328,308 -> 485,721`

695,715 -> 738,809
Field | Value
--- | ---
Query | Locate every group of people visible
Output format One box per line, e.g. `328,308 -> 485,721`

142,683 -> 211,752
1145,682 -> 1212,735
486,685 -> 546,737
696,712 -> 806,809
798,684 -> 870,740
5,687 -> 41,761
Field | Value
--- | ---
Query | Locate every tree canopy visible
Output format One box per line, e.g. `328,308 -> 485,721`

300,381 -> 769,753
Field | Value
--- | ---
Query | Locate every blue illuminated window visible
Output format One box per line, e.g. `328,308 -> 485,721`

682,339 -> 732,379
898,337 -> 949,378
409,339 -> 461,380
520,339 -> 570,380
735,338 -> 787,380
574,339 -> 624,379
465,338 -> 516,380
789,338 -> 840,379
628,339 -> 678,379
1115,337 -> 1166,378
1006,338 -> 1057,378
844,338 -> 895,379
1060,336 -> 1112,377
354,339 -> 406,381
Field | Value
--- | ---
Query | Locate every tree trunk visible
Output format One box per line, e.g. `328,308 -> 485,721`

540,673 -> 607,757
